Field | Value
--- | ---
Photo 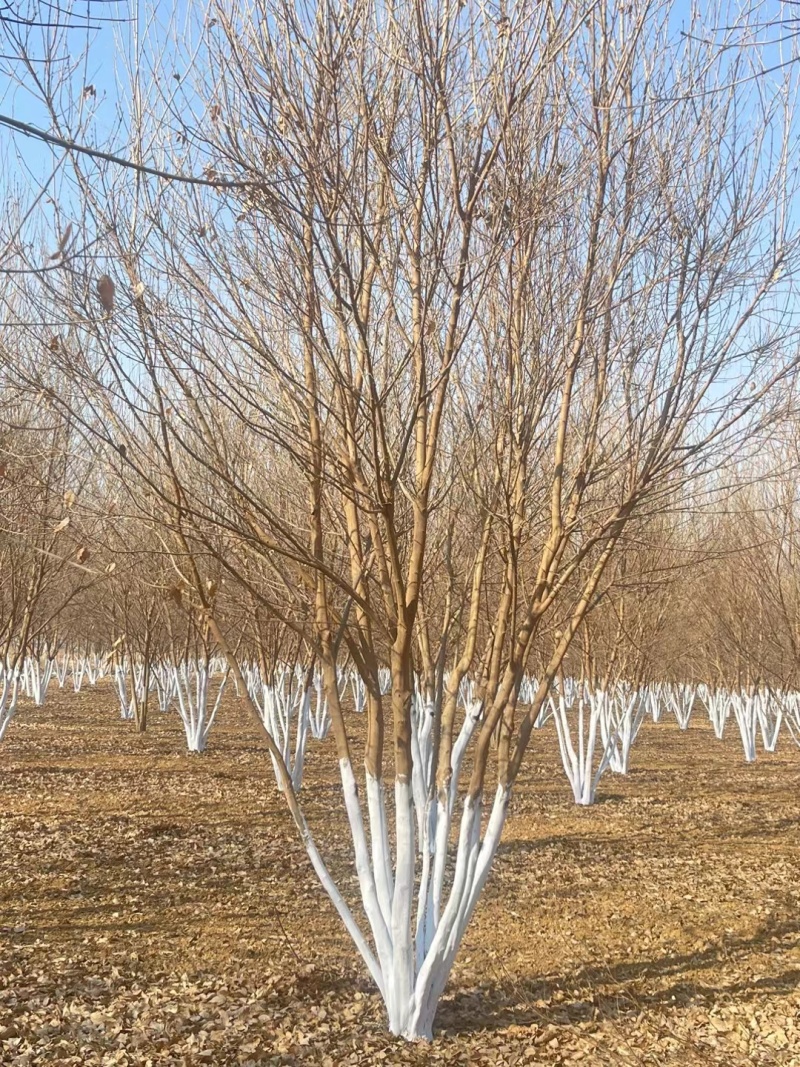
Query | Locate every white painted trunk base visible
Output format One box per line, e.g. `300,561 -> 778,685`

336,759 -> 511,1039
251,666 -> 311,791
22,657 -> 55,707
279,667 -> 506,1040
0,670 -> 21,744
552,682 -> 616,805
699,685 -> 730,740
172,661 -> 227,752
731,691 -> 758,763
114,662 -> 146,721
599,684 -> 646,775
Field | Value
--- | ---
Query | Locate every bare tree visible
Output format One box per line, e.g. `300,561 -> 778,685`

3,0 -> 800,1041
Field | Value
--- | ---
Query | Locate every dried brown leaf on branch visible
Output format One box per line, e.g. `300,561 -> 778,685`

49,222 -> 73,260
97,275 -> 115,312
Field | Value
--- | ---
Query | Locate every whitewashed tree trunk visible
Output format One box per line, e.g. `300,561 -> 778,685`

309,670 -> 332,740
172,660 -> 228,752
599,683 -> 646,774
552,680 -> 617,805
241,661 -> 260,701
55,655 -> 69,688
730,690 -> 758,762
350,670 -> 367,714
254,666 -> 311,791
326,680 -> 506,1041
22,656 -> 55,707
410,683 -> 436,853
71,655 -> 87,692
405,784 -> 509,1039
152,661 -> 176,712
518,675 -> 536,704
699,684 -> 730,740
667,683 -> 695,730
518,675 -> 551,728
644,683 -> 665,723
534,698 -> 553,730
783,691 -> 800,746
114,663 -> 133,721
0,669 -> 22,743
114,660 -> 147,721
447,695 -> 483,819
756,690 -> 782,752
85,654 -> 98,686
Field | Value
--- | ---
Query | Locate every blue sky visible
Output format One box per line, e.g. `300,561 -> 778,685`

0,0 -> 797,271
1,0 -> 795,168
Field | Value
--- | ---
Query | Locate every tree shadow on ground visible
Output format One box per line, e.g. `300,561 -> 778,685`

435,914 -> 800,1034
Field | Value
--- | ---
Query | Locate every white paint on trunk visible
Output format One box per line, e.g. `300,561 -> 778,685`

756,690 -> 782,752
114,660 -> 148,721
55,656 -> 68,688
250,668 -> 517,1041
667,684 -> 695,730
598,683 -> 646,775
23,656 -> 55,707
252,667 -> 312,790
0,669 -> 21,743
404,785 -> 511,1039
152,662 -> 176,712
388,777 -> 415,1032
366,773 -> 394,929
699,684 -> 730,740
338,759 -> 396,1016
172,661 -> 227,752
731,690 -> 758,762
553,682 -> 616,805
298,752 -> 513,1040
309,671 -> 331,740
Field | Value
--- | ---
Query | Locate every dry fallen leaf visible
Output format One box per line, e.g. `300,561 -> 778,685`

0,692 -> 798,1066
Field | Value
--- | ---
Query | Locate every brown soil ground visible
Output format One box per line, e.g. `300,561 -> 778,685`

0,684 -> 799,1066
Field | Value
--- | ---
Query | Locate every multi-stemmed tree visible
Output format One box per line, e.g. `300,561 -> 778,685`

3,0 -> 800,1041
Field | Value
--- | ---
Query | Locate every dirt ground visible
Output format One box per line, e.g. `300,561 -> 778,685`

0,685 -> 799,1066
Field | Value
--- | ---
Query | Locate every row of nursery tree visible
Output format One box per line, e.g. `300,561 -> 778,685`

4,641 -> 798,792
2,0 -> 800,1042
